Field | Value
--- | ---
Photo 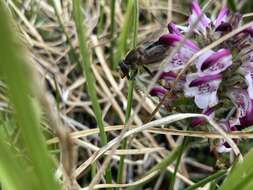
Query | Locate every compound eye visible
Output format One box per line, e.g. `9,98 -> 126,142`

119,62 -> 129,78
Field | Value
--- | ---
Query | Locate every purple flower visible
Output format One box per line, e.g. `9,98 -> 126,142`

188,0 -> 211,34
240,53 -> 253,99
243,26 -> 253,37
240,101 -> 253,127
217,121 -> 238,153
244,72 -> 253,99
144,0 -> 253,154
151,72 -> 182,96
159,34 -> 199,49
167,22 -> 182,35
159,71 -> 177,80
159,71 -> 185,91
150,86 -> 168,97
159,34 -> 199,71
228,89 -> 253,127
184,74 -> 222,109
150,86 -> 177,107
192,107 -> 215,127
195,49 -> 232,76
214,7 -> 230,28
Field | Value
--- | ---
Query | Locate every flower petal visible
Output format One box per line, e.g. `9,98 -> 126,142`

167,22 -> 182,35
217,144 -> 232,153
195,91 -> 219,109
159,34 -> 199,50
240,101 -> 253,127
159,33 -> 182,45
150,86 -> 168,97
196,49 -> 232,75
214,7 -> 230,28
229,89 -> 253,127
159,71 -> 177,80
192,107 -> 215,127
189,74 -> 222,87
161,35 -> 199,71
245,72 -> 253,99
188,0 -> 211,34
184,74 -> 221,109
228,89 -> 252,118
240,56 -> 253,99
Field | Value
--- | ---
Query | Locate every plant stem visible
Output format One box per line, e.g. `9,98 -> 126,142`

97,0 -> 105,35
114,0 -> 136,69
117,0 -> 139,186
117,79 -> 134,184
72,0 -> 112,186
127,143 -> 184,190
186,170 -> 226,190
169,137 -> 188,190
51,0 -> 79,64
110,0 -> 116,67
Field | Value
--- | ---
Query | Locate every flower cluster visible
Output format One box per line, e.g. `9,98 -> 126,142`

150,0 -> 253,152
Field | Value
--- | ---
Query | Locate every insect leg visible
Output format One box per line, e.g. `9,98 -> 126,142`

143,66 -> 153,77
129,69 -> 138,80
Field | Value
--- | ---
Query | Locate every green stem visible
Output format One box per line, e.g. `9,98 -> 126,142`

110,0 -> 116,67
169,138 -> 188,190
117,79 -> 134,184
51,0 -> 79,64
127,143 -> 184,190
132,0 -> 139,48
186,170 -> 227,190
114,0 -> 136,69
117,0 -> 138,186
97,0 -> 105,35
72,0 -> 112,186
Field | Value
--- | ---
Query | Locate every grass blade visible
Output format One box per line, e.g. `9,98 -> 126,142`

169,137 -> 188,190
126,143 -> 184,190
185,170 -> 226,190
97,0 -> 105,35
72,0 -> 112,185
50,0 -> 79,64
117,0 -> 139,185
0,2 -> 60,190
110,0 -> 116,67
219,150 -> 253,190
113,0 -> 136,69
72,0 -> 108,148
0,137 -> 33,190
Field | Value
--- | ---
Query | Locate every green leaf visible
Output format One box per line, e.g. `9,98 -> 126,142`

186,170 -> 226,190
113,0 -> 136,69
219,150 -> 253,190
0,2 -> 60,190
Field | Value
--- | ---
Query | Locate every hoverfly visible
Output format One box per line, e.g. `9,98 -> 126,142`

119,38 -> 171,80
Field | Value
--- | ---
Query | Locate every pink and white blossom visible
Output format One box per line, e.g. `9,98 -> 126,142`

188,0 -> 211,34
195,49 -> 232,76
214,7 -> 230,28
184,74 -> 222,109
159,34 -> 199,71
228,89 -> 253,127
240,54 -> 253,99
216,121 -> 238,153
